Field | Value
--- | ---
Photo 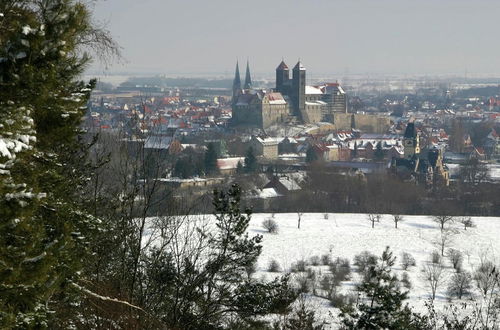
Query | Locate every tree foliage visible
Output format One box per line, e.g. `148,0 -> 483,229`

341,247 -> 427,329
0,0 -> 117,327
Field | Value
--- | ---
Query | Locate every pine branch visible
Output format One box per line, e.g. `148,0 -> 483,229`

70,281 -> 144,311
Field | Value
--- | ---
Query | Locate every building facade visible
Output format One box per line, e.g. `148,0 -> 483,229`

232,59 -> 348,129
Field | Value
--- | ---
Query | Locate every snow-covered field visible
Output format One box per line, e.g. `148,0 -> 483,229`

248,213 -> 500,325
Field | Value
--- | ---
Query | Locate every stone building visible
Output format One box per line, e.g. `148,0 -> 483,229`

232,59 -> 348,129
391,122 -> 449,186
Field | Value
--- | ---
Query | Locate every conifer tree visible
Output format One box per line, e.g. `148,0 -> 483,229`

340,247 -> 427,329
306,146 -> 318,163
204,142 -> 219,175
0,1 -> 117,327
244,146 -> 258,173
374,141 -> 384,161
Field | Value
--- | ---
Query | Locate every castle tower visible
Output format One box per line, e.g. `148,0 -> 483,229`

292,61 -> 306,118
244,60 -> 252,90
403,122 -> 420,158
276,60 -> 289,94
232,61 -> 241,103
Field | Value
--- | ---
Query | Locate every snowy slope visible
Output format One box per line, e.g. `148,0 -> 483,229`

248,213 -> 500,325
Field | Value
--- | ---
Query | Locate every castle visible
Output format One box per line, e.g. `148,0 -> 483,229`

231,60 -> 348,129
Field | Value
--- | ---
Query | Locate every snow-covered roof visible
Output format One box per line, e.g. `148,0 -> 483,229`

278,177 -> 301,191
259,188 -> 280,199
266,92 -> 287,105
254,136 -> 282,145
217,157 -> 245,170
144,135 -> 172,149
305,86 -> 324,95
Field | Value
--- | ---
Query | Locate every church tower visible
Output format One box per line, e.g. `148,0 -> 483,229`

232,61 -> 241,103
276,60 -> 289,94
244,60 -> 252,90
292,61 -> 306,118
403,122 -> 420,159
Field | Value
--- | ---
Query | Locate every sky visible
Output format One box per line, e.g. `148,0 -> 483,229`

88,0 -> 500,78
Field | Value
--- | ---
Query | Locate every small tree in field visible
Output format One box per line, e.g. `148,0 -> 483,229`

401,252 -> 416,270
433,215 -> 454,231
262,218 -> 279,233
447,249 -> 463,272
367,214 -> 381,228
447,272 -> 472,300
423,254 -> 445,300
435,229 -> 456,257
458,216 -> 474,230
392,214 -> 404,229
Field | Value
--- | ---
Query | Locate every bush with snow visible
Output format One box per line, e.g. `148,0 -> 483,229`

401,252 -> 416,270
262,218 -> 278,233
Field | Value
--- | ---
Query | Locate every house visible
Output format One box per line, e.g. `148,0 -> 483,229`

249,136 -> 280,159
217,157 -> 245,175
263,175 -> 302,195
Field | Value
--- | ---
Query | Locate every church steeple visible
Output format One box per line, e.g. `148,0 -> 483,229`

244,60 -> 252,90
232,61 -> 241,102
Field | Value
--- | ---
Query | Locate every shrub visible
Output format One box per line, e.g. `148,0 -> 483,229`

330,258 -> 351,282
295,274 -> 311,293
262,218 -> 279,233
431,250 -> 442,264
309,255 -> 320,266
401,272 -> 412,289
447,249 -> 463,272
354,251 -> 377,273
329,292 -> 357,309
320,274 -> 339,299
321,254 -> 332,265
268,259 -> 281,272
291,259 -> 308,273
401,252 -> 416,270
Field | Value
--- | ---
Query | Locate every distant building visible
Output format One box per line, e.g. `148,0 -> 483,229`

390,122 -> 449,186
231,59 -> 348,129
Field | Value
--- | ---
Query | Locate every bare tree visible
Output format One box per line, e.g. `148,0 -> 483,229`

474,261 -> 499,297
297,212 -> 303,229
458,216 -> 474,230
447,249 -> 463,272
367,214 -> 381,229
423,260 -> 445,300
434,229 -> 456,257
432,215 -> 454,231
459,158 -> 490,185
447,271 -> 472,300
392,214 -> 404,229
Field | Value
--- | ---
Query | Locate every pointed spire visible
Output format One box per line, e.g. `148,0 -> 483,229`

233,60 -> 241,90
244,59 -> 252,90
276,60 -> 288,70
293,60 -> 305,71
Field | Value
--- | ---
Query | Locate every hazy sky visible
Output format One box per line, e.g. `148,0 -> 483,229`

89,0 -> 500,78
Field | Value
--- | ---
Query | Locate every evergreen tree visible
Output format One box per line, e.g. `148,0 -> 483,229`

0,1 -> 116,327
141,185 -> 297,329
236,160 -> 244,174
306,146 -> 318,163
204,142 -> 219,175
374,142 -> 385,161
340,247 -> 427,329
244,147 -> 258,173
352,142 -> 358,158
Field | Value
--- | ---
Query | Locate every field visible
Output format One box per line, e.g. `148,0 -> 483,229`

248,213 -> 500,326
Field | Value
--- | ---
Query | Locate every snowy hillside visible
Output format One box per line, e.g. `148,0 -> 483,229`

248,213 -> 500,326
